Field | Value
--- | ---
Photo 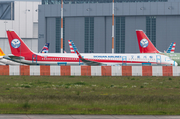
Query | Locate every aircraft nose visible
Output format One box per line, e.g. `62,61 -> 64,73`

174,61 -> 178,66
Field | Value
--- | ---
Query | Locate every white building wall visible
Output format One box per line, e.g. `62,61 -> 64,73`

132,66 -> 142,76
30,66 -> 40,75
0,1 -> 40,55
173,66 -> 180,76
9,65 -> 20,75
91,66 -> 101,76
71,66 -> 81,76
152,66 -> 162,76
50,66 -> 60,76
0,39 -> 11,55
111,66 -> 121,76
0,1 -> 40,38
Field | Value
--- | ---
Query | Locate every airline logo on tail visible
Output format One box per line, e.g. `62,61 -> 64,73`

40,43 -> 49,53
7,30 -> 33,56
68,40 -> 79,53
0,48 -> 5,56
140,39 -> 149,48
11,39 -> 21,48
167,42 -> 176,53
136,30 -> 176,54
136,30 -> 159,53
68,40 -> 75,53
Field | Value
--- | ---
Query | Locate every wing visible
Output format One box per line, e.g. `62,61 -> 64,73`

76,50 -> 102,66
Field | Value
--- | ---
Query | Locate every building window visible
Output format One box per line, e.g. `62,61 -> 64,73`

146,16 -> 156,47
56,18 -> 65,53
115,17 -> 125,53
84,17 -> 94,53
0,2 -> 14,20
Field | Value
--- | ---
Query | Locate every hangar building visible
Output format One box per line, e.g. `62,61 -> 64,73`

38,0 -> 180,53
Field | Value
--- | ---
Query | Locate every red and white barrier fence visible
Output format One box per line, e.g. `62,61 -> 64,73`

0,65 -> 178,76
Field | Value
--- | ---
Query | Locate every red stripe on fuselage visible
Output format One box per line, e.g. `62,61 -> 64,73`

23,54 -> 161,64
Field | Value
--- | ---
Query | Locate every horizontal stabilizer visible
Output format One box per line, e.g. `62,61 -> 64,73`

8,54 -> 24,60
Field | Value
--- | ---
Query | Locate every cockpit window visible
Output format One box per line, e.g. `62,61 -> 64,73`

165,57 -> 172,61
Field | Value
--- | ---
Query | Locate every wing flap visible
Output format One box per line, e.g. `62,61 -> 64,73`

81,58 -> 102,66
76,50 -> 102,66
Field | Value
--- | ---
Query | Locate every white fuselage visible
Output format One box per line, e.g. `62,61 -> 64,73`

8,53 -> 177,66
0,57 -> 20,65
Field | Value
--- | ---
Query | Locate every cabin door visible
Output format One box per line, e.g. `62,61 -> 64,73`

32,54 -> 37,64
122,56 -> 127,66
156,55 -> 161,65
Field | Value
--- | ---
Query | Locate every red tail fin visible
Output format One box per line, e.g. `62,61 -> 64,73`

6,30 -> 33,56
136,30 -> 159,53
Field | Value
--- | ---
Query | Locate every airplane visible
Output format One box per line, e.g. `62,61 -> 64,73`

6,30 -> 81,65
6,30 -> 177,66
0,43 -> 50,65
69,40 -> 178,66
136,30 -> 180,65
70,40 -> 177,66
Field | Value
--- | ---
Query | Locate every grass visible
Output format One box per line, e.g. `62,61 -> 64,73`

0,76 -> 180,114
